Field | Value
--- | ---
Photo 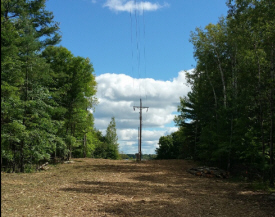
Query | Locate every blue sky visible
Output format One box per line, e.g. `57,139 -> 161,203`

46,0 -> 229,154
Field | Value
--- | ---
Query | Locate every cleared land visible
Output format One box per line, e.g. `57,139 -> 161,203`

1,159 -> 274,217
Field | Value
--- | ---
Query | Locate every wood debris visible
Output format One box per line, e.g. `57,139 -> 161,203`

38,162 -> 49,171
188,166 -> 229,178
64,161 -> 75,164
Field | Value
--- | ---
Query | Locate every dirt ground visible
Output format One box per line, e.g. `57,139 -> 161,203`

1,159 -> 274,217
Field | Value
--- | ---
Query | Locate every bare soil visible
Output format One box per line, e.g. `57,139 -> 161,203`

1,159 -> 274,217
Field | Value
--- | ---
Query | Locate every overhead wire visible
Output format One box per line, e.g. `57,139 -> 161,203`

130,1 -> 149,153
142,6 -> 148,103
130,0 -> 149,104
134,0 -> 141,99
130,9 -> 134,89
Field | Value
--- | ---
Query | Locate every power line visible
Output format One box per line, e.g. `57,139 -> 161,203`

130,1 -> 149,100
142,6 -> 148,102
130,2 -> 149,159
130,9 -> 134,88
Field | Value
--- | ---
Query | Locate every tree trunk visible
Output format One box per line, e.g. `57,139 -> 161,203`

270,92 -> 274,187
214,46 -> 227,109
206,68 -> 218,123
228,115 -> 234,171
270,42 -> 274,187
13,143 -> 16,172
83,134 -> 87,158
20,142 -> 24,173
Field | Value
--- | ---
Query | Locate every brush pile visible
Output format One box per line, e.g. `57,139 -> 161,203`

188,166 -> 229,178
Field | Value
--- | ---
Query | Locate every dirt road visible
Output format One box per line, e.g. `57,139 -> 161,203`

1,159 -> 274,216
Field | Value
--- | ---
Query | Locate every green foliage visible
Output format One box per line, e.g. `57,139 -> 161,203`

142,154 -> 157,160
120,153 -> 133,160
105,117 -> 118,146
120,153 -> 156,160
156,130 -> 185,159
156,135 -> 173,159
1,0 -> 63,172
159,0 -> 275,186
41,45 -> 98,160
93,118 -> 120,160
1,0 -> 99,172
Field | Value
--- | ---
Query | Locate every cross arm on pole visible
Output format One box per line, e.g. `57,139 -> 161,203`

133,106 -> 149,111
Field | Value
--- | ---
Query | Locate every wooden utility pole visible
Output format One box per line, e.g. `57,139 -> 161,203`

138,127 -> 140,159
133,99 -> 149,161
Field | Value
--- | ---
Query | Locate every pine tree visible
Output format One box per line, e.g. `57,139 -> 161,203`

1,0 -> 61,172
105,117 -> 119,159
173,0 -> 274,186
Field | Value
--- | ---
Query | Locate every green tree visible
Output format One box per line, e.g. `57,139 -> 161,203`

105,117 -> 119,159
1,0 -> 61,172
226,0 -> 275,186
42,46 -> 97,160
155,129 -> 186,160
1,0 -> 99,171
156,135 -> 173,159
174,0 -> 274,186
93,117 -> 120,160
106,117 -> 118,146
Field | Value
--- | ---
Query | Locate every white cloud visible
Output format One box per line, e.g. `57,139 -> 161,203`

103,0 -> 169,13
94,70 -> 192,154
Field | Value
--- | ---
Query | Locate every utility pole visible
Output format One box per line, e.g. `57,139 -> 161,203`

138,127 -> 140,158
133,98 -> 149,161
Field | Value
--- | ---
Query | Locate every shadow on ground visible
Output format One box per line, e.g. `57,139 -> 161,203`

59,160 -> 274,217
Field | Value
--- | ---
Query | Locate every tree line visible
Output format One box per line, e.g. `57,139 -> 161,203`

156,0 -> 274,186
1,0 -> 119,173
120,153 -> 157,160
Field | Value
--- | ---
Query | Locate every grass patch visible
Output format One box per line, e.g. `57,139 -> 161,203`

249,181 -> 275,193
228,175 -> 275,193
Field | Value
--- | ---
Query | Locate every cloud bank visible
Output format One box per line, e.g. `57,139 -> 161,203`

94,70 -> 191,154
103,0 -> 169,13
